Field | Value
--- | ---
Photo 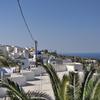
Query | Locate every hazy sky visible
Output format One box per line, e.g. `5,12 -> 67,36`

0,0 -> 100,53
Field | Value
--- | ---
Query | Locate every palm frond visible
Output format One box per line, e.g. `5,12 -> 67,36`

0,56 -> 9,67
60,74 -> 69,100
0,55 -> 17,67
67,72 -> 81,100
27,91 -> 53,100
93,83 -> 100,100
0,79 -> 28,100
0,78 -> 52,100
84,79 -> 94,100
74,73 -> 81,100
42,64 -> 62,100
81,68 -> 95,100
90,78 -> 100,100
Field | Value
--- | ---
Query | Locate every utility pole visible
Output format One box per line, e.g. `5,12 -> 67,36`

35,40 -> 38,67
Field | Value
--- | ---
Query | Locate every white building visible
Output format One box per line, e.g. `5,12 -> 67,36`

48,55 -> 56,65
14,47 -> 18,54
63,58 -> 72,64
85,59 -> 97,64
23,49 -> 29,58
6,46 -> 10,52
66,62 -> 83,72
29,58 -> 35,67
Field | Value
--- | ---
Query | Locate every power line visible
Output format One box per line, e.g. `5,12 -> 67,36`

17,0 -> 38,67
17,0 -> 35,43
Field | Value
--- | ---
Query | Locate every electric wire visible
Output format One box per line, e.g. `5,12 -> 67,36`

17,0 -> 42,91
17,0 -> 35,43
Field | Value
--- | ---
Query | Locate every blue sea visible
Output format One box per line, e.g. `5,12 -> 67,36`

64,53 -> 100,59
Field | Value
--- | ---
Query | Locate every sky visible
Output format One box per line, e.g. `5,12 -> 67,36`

0,0 -> 100,53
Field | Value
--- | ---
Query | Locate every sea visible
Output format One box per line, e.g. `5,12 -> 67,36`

64,53 -> 100,59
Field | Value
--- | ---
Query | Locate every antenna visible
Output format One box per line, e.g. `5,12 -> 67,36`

35,40 -> 38,67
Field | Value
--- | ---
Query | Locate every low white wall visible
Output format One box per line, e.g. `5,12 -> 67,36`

31,67 -> 46,76
9,74 -> 26,86
21,70 -> 35,81
53,64 -> 67,72
31,64 -> 67,76
0,88 -> 7,98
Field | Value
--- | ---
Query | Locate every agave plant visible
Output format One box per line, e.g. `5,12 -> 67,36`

0,78 -> 52,100
42,63 -> 100,100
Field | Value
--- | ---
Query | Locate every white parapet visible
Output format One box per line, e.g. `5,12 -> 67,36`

9,73 -> 26,86
0,88 -> 7,98
21,70 -> 35,81
53,64 -> 67,72
31,67 -> 46,76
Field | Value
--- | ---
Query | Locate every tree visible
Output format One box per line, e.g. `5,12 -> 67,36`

42,63 -> 69,100
67,69 -> 100,100
0,78 -> 52,100
0,54 -> 100,100
42,63 -> 100,100
0,56 -> 10,67
0,52 -> 52,100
